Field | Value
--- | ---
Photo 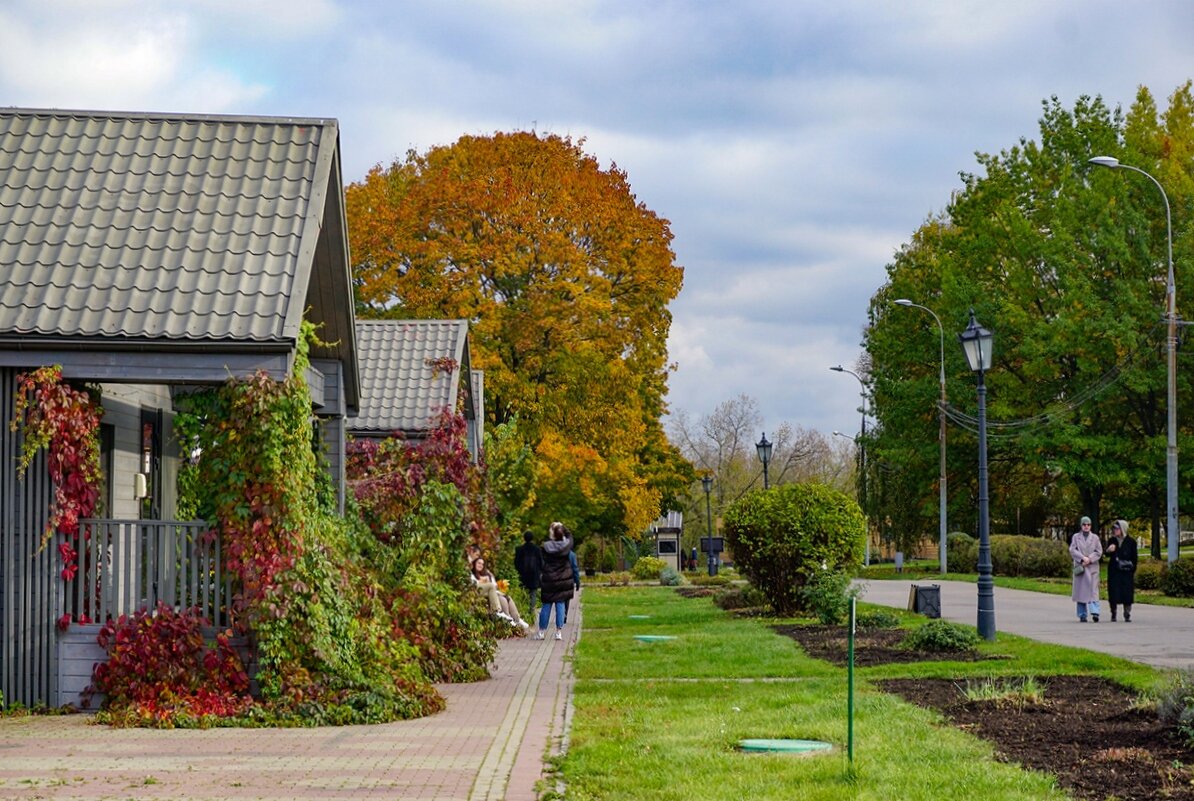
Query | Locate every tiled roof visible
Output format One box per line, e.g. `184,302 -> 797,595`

0,108 -> 344,347
351,320 -> 470,435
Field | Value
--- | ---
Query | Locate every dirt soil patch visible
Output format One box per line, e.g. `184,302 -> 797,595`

772,623 -> 991,666
777,624 -> 1194,801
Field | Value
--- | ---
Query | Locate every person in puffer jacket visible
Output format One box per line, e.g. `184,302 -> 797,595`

534,522 -> 575,640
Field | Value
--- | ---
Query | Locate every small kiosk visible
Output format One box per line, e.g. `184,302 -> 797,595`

650,510 -> 684,573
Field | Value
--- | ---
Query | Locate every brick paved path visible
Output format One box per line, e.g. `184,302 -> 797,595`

0,603 -> 579,801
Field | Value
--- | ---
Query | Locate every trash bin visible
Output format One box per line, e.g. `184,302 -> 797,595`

912,584 -> 941,618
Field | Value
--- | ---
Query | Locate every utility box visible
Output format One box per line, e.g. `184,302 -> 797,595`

908,584 -> 942,618
650,511 -> 683,573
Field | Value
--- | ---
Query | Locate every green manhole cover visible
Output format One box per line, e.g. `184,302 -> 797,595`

628,614 -> 652,619
633,634 -> 676,642
738,739 -> 833,755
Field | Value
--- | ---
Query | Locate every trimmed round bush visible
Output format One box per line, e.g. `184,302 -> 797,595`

689,574 -> 731,586
1135,559 -> 1165,590
714,584 -> 768,610
900,619 -> 981,652
946,533 -> 1067,578
631,556 -> 667,580
946,532 -> 976,573
723,482 -> 865,615
855,609 -> 901,629
659,567 -> 681,586
1162,557 -> 1194,597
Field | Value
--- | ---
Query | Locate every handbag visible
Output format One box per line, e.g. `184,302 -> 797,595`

1119,560 -> 1135,572
1072,563 -> 1085,576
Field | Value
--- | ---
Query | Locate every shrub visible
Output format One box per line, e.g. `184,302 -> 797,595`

1136,559 -> 1166,590
900,619 -> 981,652
688,574 -> 731,587
723,482 -> 865,615
946,532 -> 976,573
1161,557 -> 1194,597
800,570 -> 862,625
855,609 -> 901,629
659,567 -> 682,586
714,585 -> 769,611
1157,668 -> 1194,747
631,556 -> 667,580
603,571 -> 632,586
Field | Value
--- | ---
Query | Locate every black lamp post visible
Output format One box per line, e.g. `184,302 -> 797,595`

756,432 -> 772,489
701,473 -> 716,577
958,309 -> 995,641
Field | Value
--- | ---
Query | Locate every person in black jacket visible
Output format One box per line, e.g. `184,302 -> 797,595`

534,522 -> 574,640
1105,518 -> 1138,622
514,530 -> 543,617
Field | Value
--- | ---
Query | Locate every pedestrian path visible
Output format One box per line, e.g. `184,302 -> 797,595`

0,603 -> 580,801
858,579 -> 1194,669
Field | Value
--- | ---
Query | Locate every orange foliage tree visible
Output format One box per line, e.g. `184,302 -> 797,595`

346,131 -> 692,536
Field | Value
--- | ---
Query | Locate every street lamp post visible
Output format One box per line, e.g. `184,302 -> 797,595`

756,432 -> 772,489
959,310 -> 995,641
1089,156 -> 1178,563
831,365 -> 869,563
701,474 -> 716,577
895,299 -> 949,574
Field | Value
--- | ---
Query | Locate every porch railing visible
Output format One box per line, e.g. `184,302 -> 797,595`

70,520 -> 231,628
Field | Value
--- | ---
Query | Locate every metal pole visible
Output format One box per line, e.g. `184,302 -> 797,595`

704,485 -> 717,577
976,366 -> 995,640
763,459 -> 769,490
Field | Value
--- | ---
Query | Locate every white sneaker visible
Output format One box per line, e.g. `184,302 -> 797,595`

554,629 -> 563,640
532,631 -> 545,640
496,612 -> 513,622
516,620 -> 529,629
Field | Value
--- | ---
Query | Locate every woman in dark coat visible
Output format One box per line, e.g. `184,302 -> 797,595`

535,522 -> 574,640
1105,518 -> 1138,622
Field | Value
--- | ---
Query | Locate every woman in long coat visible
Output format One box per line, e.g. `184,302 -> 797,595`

1105,519 -> 1138,622
535,522 -> 574,640
1070,516 -> 1103,622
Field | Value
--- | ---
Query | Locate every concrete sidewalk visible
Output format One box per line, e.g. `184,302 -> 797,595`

0,604 -> 579,801
858,579 -> 1194,669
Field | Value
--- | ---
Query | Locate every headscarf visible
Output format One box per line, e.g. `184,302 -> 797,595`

1113,519 -> 1129,539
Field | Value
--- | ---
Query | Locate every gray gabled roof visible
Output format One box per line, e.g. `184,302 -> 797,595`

351,319 -> 471,436
0,108 -> 359,410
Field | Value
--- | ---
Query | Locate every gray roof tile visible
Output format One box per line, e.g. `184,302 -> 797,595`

0,109 -> 331,344
351,320 -> 470,435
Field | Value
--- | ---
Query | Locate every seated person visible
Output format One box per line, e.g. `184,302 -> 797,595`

470,556 -> 529,629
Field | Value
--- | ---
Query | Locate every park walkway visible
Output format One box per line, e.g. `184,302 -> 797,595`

859,578 -> 1194,669
0,602 -> 580,801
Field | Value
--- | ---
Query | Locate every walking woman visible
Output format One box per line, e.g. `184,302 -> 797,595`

1070,516 -> 1103,622
535,522 -> 575,640
1105,519 -> 1138,622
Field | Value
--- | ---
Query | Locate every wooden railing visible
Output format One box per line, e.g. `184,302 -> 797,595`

69,519 -> 231,627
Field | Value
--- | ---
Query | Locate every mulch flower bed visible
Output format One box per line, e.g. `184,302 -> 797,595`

774,623 -> 1194,801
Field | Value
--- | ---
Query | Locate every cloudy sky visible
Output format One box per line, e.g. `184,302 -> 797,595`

3,0 -> 1193,438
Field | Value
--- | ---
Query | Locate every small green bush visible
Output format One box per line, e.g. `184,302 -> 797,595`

945,532 -> 976,573
900,619 -> 981,652
855,609 -> 900,629
659,567 -> 681,586
688,574 -> 731,587
1157,668 -> 1194,747
714,585 -> 768,611
1162,557 -> 1194,597
800,570 -> 862,625
723,482 -> 865,615
631,556 -> 667,580
1136,559 -> 1166,590
603,571 -> 632,586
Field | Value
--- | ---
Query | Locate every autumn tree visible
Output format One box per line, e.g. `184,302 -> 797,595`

346,131 -> 691,538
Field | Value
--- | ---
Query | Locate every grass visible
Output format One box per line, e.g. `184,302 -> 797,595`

558,586 -> 1170,800
959,675 -> 1048,708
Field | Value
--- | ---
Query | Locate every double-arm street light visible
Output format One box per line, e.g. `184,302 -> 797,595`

1089,156 -> 1178,563
756,432 -> 772,489
831,365 -> 869,561
959,310 -> 995,641
895,299 -> 949,574
701,473 -> 716,577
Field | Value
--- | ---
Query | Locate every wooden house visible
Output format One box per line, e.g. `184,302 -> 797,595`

0,108 -> 360,708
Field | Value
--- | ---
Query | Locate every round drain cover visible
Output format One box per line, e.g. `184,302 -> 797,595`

633,634 -> 676,642
738,739 -> 832,754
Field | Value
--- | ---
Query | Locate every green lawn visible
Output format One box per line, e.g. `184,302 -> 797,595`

555,585 -> 1166,801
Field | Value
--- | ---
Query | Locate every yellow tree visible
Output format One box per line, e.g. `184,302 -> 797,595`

346,131 -> 691,536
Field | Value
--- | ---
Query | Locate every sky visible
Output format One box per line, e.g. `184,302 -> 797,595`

3,0 -> 1193,439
